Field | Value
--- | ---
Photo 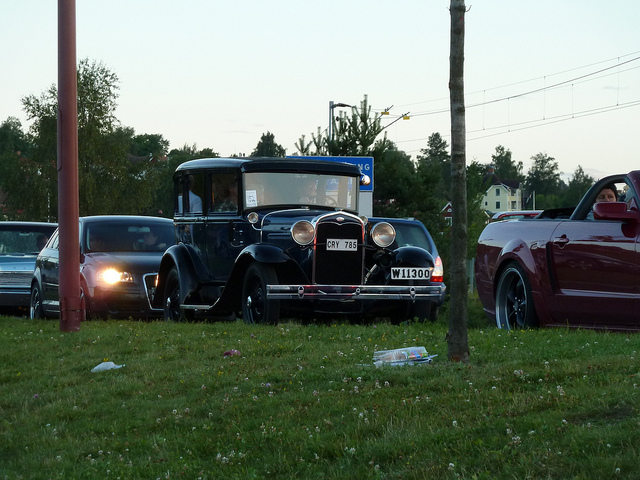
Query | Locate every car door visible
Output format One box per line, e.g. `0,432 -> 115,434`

40,231 -> 61,312
205,172 -> 246,282
549,217 -> 639,328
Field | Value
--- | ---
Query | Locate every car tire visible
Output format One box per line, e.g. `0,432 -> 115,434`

495,262 -> 538,330
163,267 -> 192,322
30,282 -> 45,319
242,263 -> 280,325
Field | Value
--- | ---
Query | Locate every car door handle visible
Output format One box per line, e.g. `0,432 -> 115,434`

553,235 -> 570,247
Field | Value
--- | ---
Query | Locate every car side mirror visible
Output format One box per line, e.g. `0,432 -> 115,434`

593,201 -> 640,222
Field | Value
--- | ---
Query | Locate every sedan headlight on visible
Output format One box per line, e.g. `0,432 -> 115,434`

291,220 -> 315,245
97,269 -> 134,284
371,222 -> 396,248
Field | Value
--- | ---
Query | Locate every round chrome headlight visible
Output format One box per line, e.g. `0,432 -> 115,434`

291,220 -> 315,245
247,212 -> 260,224
371,222 -> 396,248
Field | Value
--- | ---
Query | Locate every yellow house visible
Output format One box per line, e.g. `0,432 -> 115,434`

482,179 -> 522,214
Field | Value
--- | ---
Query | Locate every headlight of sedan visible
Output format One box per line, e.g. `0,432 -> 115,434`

371,222 -> 396,248
97,269 -> 134,284
291,220 -> 315,245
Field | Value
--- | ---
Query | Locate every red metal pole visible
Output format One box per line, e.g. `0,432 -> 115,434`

57,0 -> 83,331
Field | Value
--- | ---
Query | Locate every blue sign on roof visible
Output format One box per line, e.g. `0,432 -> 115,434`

287,156 -> 373,192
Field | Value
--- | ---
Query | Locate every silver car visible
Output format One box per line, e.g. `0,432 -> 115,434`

0,221 -> 57,314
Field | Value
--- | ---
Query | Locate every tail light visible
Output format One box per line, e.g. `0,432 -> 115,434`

431,256 -> 444,282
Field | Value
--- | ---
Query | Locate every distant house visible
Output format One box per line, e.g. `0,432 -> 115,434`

482,169 -> 523,214
441,201 -> 453,226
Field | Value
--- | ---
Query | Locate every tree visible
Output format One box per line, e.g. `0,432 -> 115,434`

129,133 -> 170,159
491,145 -> 523,182
0,117 -> 30,155
298,95 -> 387,159
525,152 -> 562,196
417,132 -> 452,201
524,152 -> 565,210
561,165 -> 594,207
448,0 -> 470,363
0,118 -> 37,219
251,132 -> 286,157
372,143 -> 422,218
14,58 -> 164,218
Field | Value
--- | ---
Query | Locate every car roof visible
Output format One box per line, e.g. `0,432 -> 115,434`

175,157 -> 362,176
79,215 -> 172,224
369,216 -> 427,227
0,221 -> 58,228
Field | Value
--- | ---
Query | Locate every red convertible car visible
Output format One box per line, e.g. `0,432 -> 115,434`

475,171 -> 640,331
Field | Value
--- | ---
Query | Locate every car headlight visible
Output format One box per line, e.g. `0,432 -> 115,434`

291,220 -> 315,245
97,269 -> 133,284
371,222 -> 396,248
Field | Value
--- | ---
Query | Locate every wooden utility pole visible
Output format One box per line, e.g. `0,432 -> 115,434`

447,0 -> 470,362
58,0 -> 83,331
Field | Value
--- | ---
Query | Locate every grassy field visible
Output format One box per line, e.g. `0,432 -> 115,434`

1,303 -> 639,480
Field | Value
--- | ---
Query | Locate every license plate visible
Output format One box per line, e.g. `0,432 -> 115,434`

326,239 -> 358,251
391,267 -> 431,280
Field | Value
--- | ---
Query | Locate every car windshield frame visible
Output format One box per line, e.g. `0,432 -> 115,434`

243,171 -> 358,211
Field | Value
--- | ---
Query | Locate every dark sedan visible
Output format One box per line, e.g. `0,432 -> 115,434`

368,217 -> 446,321
0,222 -> 57,314
31,216 -> 174,320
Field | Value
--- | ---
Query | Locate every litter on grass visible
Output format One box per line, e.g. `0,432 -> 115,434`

373,346 -> 436,367
91,361 -> 125,372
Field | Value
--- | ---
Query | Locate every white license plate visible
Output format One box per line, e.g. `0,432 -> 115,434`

326,239 -> 358,251
391,267 -> 431,280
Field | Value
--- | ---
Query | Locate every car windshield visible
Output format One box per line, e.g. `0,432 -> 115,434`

243,172 -> 357,211
0,226 -> 55,255
85,221 -> 174,253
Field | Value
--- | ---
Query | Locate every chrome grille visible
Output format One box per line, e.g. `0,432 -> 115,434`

0,271 -> 31,287
314,221 -> 363,285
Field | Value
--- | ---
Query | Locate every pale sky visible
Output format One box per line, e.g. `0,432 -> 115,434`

2,1 -> 639,180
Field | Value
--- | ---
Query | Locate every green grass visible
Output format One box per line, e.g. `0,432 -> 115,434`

1,305 -> 639,479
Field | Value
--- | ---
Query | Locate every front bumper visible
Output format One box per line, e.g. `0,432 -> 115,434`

0,287 -> 30,307
267,284 -> 445,301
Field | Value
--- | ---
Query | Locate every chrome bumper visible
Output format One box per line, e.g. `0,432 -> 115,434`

267,284 -> 445,301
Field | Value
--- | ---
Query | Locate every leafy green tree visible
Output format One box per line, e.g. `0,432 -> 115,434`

524,152 -> 566,210
0,117 -> 31,155
417,132 -> 451,201
251,132 -> 286,157
372,142 -> 421,218
15,58 -> 163,218
561,165 -> 594,207
0,118 -> 38,219
129,133 -> 170,159
491,145 -> 523,182
524,152 -> 562,196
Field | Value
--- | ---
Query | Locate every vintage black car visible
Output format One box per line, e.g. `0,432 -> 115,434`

152,157 -> 446,324
31,215 -> 174,319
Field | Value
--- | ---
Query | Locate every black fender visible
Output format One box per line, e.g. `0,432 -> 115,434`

392,246 -> 436,268
152,243 -> 210,308
215,243 -> 303,312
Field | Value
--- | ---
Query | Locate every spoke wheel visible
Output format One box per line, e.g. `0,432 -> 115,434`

163,267 -> 191,322
242,263 -> 279,325
30,283 -> 44,319
495,263 -> 537,330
